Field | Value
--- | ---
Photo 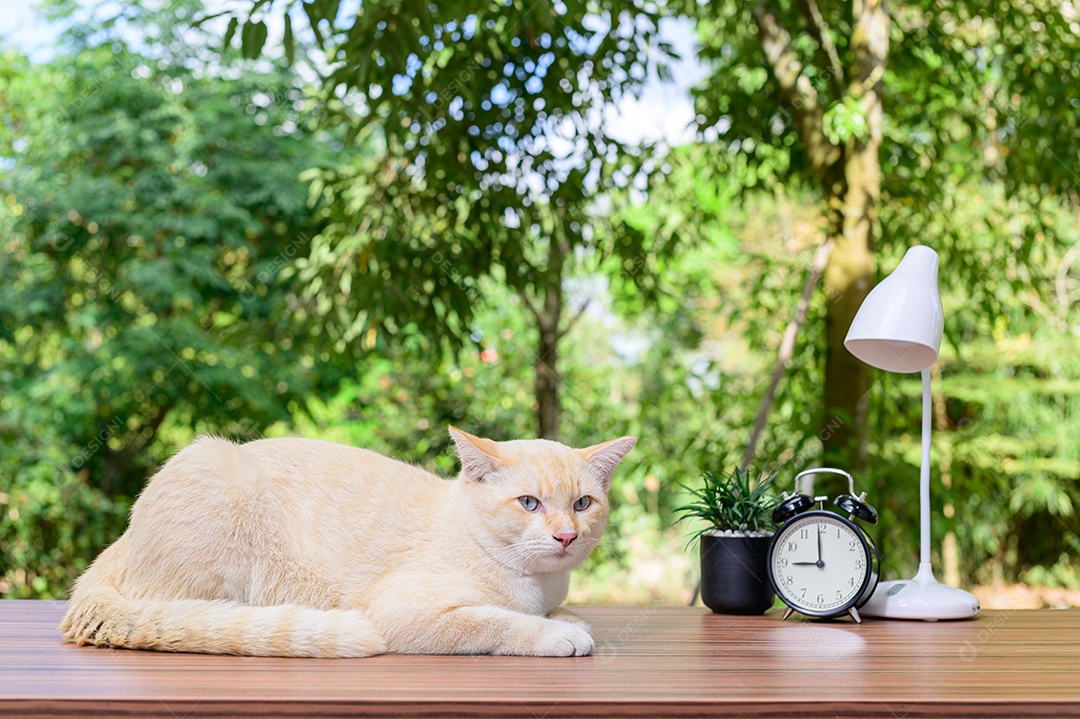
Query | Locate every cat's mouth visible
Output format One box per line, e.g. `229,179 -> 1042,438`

549,544 -> 581,562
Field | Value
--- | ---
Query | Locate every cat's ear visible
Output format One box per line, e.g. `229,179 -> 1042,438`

581,436 -> 637,490
449,426 -> 505,481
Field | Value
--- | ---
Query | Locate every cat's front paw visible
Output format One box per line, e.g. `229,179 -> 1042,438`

533,620 -> 594,657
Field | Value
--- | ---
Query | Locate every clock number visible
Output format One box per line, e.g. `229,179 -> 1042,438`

800,588 -> 807,598
816,594 -> 824,604
849,577 -> 856,587
836,590 -> 843,600
788,541 -> 797,552
780,557 -> 789,568
836,527 -> 842,538
785,575 -> 793,585
855,557 -> 864,570
799,528 -> 809,539
848,539 -> 857,551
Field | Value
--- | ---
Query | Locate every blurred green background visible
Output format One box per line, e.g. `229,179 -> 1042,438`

1,0 -> 1077,607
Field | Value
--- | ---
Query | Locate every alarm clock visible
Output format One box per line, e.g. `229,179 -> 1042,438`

767,468 -> 880,623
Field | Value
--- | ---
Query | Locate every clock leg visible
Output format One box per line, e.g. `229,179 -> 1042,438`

782,607 -> 795,621
848,606 -> 862,624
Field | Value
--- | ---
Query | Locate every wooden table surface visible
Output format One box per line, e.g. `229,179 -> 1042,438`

2,600 -> 1078,717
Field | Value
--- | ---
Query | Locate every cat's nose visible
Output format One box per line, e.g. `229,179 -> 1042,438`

553,533 -> 577,548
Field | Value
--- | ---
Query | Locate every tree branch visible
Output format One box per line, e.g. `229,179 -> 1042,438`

741,237 -> 834,471
796,0 -> 844,95
849,64 -> 886,99
555,298 -> 592,343
752,1 -> 840,179
518,290 -> 542,322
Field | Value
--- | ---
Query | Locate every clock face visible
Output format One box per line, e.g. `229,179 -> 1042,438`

769,513 -> 872,616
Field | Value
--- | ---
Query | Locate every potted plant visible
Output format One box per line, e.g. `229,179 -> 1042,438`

677,467 -> 779,615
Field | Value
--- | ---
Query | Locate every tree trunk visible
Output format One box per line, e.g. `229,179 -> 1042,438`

751,0 -> 880,469
536,310 -> 561,440
821,0 -> 887,470
532,236 -> 569,441
821,178 -> 874,469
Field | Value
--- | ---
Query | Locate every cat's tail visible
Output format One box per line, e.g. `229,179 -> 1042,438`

59,538 -> 386,658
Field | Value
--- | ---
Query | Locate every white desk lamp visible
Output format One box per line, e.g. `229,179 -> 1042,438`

844,246 -> 980,620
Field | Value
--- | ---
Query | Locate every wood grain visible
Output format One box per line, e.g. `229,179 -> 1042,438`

2,601 -> 1078,717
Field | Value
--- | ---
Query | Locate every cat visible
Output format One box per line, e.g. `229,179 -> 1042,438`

60,427 -> 635,658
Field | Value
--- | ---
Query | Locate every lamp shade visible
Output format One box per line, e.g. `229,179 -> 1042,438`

844,246 -> 943,373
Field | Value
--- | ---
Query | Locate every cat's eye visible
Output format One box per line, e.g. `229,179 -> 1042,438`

518,496 -> 541,512
573,496 -> 592,511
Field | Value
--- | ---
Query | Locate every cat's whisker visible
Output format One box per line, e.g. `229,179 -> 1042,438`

489,541 -> 538,565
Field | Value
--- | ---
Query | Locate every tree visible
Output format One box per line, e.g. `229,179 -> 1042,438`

0,43 -> 347,595
688,0 -> 1078,469
214,0 -> 680,440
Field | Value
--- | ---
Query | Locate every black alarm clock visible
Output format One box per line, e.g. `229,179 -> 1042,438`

767,468 -> 880,623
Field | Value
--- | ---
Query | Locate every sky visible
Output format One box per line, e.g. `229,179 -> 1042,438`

609,16 -> 708,146
1,0 -> 67,61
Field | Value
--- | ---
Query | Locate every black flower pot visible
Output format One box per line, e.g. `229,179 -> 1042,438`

700,533 -> 775,615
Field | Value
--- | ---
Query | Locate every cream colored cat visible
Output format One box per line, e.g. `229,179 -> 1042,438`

60,427 -> 635,658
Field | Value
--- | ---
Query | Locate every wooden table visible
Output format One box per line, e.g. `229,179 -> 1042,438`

2,601 -> 1078,717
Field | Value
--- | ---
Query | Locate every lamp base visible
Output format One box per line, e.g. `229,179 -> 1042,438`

861,564 -> 980,621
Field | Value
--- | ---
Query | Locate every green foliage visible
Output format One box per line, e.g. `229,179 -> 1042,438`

676,468 -> 779,537
0,419 -> 124,598
211,0 -> 683,354
651,171 -> 1079,589
0,1 -> 1077,607
282,279 -> 538,472
0,41 -> 349,596
862,183 -> 1080,584
675,0 -> 1080,591
690,0 -> 1077,307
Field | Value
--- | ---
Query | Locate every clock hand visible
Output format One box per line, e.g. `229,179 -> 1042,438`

817,524 -> 823,563
792,561 -> 826,567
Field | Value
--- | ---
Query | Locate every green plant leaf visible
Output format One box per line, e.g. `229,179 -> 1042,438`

283,13 -> 294,66
241,20 -> 268,60
675,466 -> 780,540
222,16 -> 238,52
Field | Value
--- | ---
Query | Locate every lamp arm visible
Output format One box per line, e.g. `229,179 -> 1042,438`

920,368 -> 934,572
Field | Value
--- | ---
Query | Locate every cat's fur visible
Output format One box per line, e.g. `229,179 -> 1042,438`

60,427 -> 635,657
